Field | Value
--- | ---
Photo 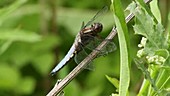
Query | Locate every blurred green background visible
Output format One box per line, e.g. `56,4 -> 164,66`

0,0 -> 169,96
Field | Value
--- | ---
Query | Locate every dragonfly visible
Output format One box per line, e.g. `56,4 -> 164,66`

51,6 -> 116,75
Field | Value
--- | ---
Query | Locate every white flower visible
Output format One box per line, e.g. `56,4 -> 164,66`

146,55 -> 166,65
137,49 -> 144,58
138,44 -> 143,48
146,55 -> 155,63
138,37 -> 147,48
111,93 -> 119,96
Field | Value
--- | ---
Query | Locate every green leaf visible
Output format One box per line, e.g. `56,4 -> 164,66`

106,75 -> 119,89
0,64 -> 20,90
150,0 -> 162,23
155,49 -> 169,60
153,59 -> 170,95
32,53 -> 55,75
0,29 -> 41,55
0,29 -> 41,42
127,1 -> 170,95
128,1 -> 168,56
136,0 -> 157,23
134,58 -> 159,93
157,89 -> 170,96
16,77 -> 35,95
111,0 -> 130,95
0,0 -> 27,25
0,40 -> 13,55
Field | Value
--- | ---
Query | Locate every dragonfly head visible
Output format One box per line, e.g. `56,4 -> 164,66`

92,23 -> 103,33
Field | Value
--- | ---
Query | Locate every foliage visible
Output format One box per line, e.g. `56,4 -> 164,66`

0,0 -> 59,95
111,0 -> 130,95
107,0 -> 170,96
130,0 -> 170,95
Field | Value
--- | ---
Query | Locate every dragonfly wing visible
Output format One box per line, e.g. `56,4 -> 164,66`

84,37 -> 117,57
80,22 -> 85,30
85,36 -> 101,50
74,45 -> 94,70
83,6 -> 108,28
98,40 -> 117,57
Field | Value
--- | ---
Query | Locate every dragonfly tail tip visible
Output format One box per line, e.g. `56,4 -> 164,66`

50,71 -> 56,76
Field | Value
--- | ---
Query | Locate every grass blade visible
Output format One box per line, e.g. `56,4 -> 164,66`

111,0 -> 130,95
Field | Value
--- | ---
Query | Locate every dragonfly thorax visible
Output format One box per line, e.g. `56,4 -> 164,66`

91,23 -> 103,34
82,23 -> 103,36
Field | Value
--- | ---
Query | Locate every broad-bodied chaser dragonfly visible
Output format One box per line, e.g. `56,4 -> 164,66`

51,6 -> 116,75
